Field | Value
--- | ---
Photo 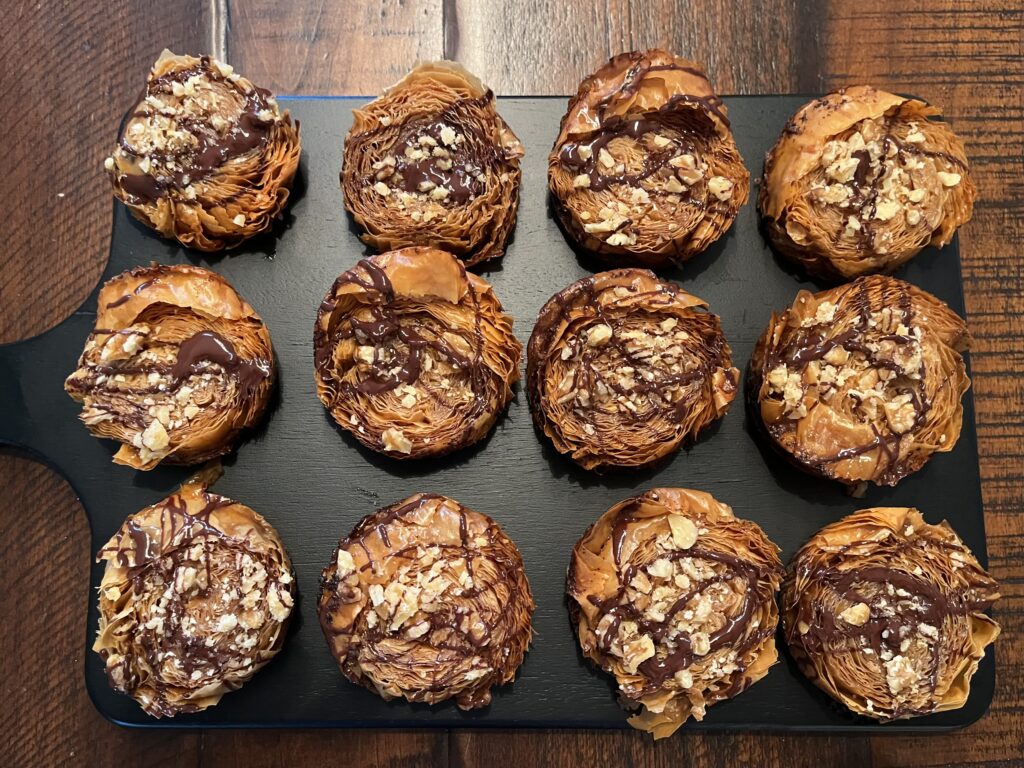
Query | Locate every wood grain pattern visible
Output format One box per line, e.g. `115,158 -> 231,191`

1,0 -> 1020,765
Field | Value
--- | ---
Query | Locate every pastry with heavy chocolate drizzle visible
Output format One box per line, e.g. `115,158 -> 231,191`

527,269 -> 738,470
106,50 -> 301,252
64,264 -> 275,470
748,275 -> 970,490
760,86 -> 976,280
314,247 -> 521,459
548,50 -> 749,268
568,488 -> 783,737
341,61 -> 524,267
93,466 -> 295,718
783,507 -> 999,720
318,493 -> 534,710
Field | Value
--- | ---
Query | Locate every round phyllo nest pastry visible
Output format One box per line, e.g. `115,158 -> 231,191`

64,264 -> 274,470
760,86 -> 976,280
568,488 -> 783,737
527,269 -> 738,470
784,507 -> 1000,721
106,50 -> 301,251
314,247 -> 521,459
318,493 -> 534,710
93,468 -> 295,718
549,50 -> 749,268
749,275 -> 970,490
341,61 -> 524,267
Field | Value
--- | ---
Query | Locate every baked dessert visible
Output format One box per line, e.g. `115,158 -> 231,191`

749,275 -> 970,490
94,467 -> 295,717
760,86 -> 976,280
527,269 -> 738,470
314,247 -> 521,459
784,507 -> 1000,720
65,264 -> 275,470
318,493 -> 534,709
106,50 -> 301,251
548,50 -> 749,268
341,61 -> 524,267
568,488 -> 783,737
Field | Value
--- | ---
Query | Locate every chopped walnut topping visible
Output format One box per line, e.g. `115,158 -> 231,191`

141,419 -> 169,451
707,176 -> 734,201
839,602 -> 871,626
382,427 -> 413,454
586,324 -> 613,347
668,515 -> 698,549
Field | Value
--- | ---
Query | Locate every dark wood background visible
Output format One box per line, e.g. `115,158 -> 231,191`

1,1 -> 1020,766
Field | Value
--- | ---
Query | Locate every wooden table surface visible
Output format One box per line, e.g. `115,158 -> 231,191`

1,1 -> 1021,766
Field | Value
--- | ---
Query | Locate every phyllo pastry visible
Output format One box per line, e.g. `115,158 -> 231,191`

549,50 -> 748,268
784,507 -> 999,720
65,264 -> 275,470
318,493 -> 534,709
107,51 -> 300,251
749,275 -> 969,490
568,488 -> 783,737
527,269 -> 737,470
342,61 -> 524,267
314,247 -> 521,459
760,86 -> 975,279
94,468 -> 295,717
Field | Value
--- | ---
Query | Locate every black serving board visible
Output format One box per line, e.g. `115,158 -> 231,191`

0,96 -> 992,731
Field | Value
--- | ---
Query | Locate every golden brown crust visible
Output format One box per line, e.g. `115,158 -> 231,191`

64,263 -> 275,470
93,467 -> 295,718
313,247 -> 521,459
759,86 -> 976,280
526,269 -> 738,470
568,488 -> 783,737
748,275 -> 970,489
548,50 -> 749,268
107,51 -> 300,252
783,507 -> 1000,720
341,61 -> 524,267
318,493 -> 534,709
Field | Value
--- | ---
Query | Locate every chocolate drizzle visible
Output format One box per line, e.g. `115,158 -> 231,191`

354,91 -> 506,206
114,56 -> 277,204
170,330 -> 271,401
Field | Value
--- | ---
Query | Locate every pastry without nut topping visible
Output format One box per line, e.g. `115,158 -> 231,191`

760,86 -> 976,280
549,50 -> 749,268
784,507 -> 999,720
107,51 -> 300,251
93,467 -> 295,718
318,494 -> 534,709
749,275 -> 970,490
342,61 -> 524,267
527,269 -> 738,470
64,264 -> 274,470
568,488 -> 783,738
313,247 -> 521,459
